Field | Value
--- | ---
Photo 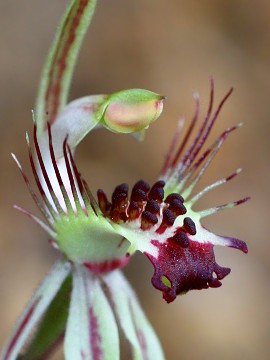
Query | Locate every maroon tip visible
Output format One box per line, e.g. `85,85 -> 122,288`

165,193 -> 184,204
141,210 -> 158,230
131,180 -> 150,194
172,231 -> 189,248
162,208 -> 176,227
183,217 -> 197,235
148,186 -> 164,203
145,199 -> 160,214
169,199 -> 187,216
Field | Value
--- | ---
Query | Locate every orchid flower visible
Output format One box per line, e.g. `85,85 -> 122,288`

1,1 -> 248,359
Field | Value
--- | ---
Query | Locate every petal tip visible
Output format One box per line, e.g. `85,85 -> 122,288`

229,238 -> 248,253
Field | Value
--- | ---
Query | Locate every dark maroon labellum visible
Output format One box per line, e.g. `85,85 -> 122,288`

146,240 -> 231,303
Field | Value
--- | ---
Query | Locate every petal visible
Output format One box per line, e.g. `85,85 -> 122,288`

104,270 -> 165,360
0,259 -> 71,360
64,265 -> 119,360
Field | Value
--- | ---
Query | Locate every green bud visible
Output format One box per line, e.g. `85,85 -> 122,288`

97,89 -> 165,134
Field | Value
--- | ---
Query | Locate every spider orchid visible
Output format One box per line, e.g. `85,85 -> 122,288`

1,1 -> 248,359
1,82 -> 248,359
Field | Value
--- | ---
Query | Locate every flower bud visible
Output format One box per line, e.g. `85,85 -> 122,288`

97,89 -> 165,133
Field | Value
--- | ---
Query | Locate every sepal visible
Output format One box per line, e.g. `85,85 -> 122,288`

64,265 -> 119,360
104,270 -> 165,360
16,275 -> 71,359
36,0 -> 98,129
0,259 -> 71,360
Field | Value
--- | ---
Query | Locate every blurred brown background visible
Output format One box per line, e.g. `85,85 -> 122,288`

0,0 -> 269,359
